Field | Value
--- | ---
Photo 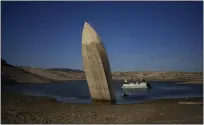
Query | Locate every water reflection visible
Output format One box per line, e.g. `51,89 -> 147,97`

122,88 -> 150,94
2,80 -> 203,104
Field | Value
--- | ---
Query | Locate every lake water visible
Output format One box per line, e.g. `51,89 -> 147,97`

2,80 -> 203,104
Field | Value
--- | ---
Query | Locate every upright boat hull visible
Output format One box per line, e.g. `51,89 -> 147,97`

82,22 -> 115,101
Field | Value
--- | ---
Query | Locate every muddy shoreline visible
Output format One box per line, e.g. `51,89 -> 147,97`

2,92 -> 203,124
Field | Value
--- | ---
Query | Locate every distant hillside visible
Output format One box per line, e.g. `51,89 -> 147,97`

2,59 -> 85,84
47,68 -> 84,73
112,71 -> 203,83
2,59 -> 14,67
19,67 -> 85,82
1,59 -> 203,84
1,59 -> 52,84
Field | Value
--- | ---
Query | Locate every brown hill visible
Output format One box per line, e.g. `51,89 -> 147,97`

112,71 -> 203,83
1,59 -> 203,84
1,59 -> 52,84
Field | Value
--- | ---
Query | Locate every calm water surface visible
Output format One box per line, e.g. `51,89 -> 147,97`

2,80 -> 203,104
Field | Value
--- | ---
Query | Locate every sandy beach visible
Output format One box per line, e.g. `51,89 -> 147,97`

1,92 -> 203,124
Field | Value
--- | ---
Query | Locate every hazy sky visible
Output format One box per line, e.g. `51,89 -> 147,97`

2,1 -> 203,72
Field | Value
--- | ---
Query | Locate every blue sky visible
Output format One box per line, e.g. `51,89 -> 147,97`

1,1 -> 203,72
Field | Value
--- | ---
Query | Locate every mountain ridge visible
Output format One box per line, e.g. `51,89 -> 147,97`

1,59 -> 203,84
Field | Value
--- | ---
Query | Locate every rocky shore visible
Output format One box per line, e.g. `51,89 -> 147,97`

1,92 -> 203,124
2,59 -> 203,124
